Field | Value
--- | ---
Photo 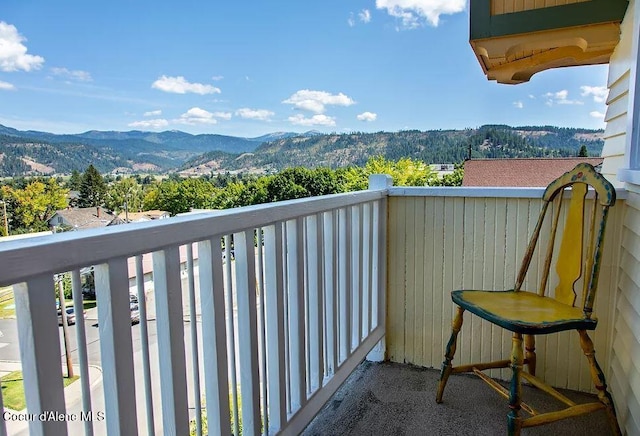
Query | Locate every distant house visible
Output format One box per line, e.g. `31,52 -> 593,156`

66,190 -> 81,208
462,158 -> 604,188
117,210 -> 170,223
48,206 -> 120,231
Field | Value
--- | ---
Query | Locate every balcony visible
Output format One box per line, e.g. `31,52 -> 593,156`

0,176 -> 635,435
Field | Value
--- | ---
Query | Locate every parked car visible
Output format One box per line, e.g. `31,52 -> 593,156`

130,302 -> 140,324
57,307 -> 85,326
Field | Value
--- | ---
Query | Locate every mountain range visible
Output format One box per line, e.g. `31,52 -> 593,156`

0,124 -> 603,177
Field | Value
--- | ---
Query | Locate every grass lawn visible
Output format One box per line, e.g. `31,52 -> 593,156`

1,371 -> 79,411
0,287 -> 15,318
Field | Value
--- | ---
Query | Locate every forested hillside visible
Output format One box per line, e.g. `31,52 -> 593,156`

0,124 -> 603,177
181,125 -> 603,175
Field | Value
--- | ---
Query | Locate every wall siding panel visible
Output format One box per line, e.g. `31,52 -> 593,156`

386,194 -> 623,394
492,0 -> 587,15
602,0 -> 634,186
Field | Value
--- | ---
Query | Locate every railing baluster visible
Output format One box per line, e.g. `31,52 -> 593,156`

306,214 -> 323,393
71,269 -> 93,436
338,208 -> 350,364
234,230 -> 261,435
357,204 -> 364,345
95,259 -> 138,435
287,218 -> 306,411
362,202 -> 372,336
152,247 -> 189,435
198,238 -> 231,436
224,234 -> 240,436
0,361 -> 4,436
186,244 -> 203,435
323,210 -> 337,375
14,274 -> 67,436
264,224 -> 287,433
371,201 -> 380,330
135,255 -> 155,436
256,228 -> 269,435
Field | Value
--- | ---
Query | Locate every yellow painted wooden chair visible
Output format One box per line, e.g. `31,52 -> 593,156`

435,163 -> 621,435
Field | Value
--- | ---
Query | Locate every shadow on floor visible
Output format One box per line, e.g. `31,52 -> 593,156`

302,361 -> 614,436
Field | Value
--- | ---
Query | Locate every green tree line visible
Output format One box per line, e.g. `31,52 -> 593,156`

0,157 -> 463,235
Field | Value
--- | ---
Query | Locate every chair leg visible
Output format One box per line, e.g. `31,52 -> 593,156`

507,333 -> 524,436
524,334 -> 536,376
578,330 -> 622,436
436,306 -> 464,403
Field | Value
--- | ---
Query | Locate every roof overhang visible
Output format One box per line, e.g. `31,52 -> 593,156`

470,0 -> 629,84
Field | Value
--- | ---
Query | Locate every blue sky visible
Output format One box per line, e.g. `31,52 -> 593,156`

0,1 -> 609,138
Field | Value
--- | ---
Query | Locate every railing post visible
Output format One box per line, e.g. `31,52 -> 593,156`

14,275 -> 67,436
95,259 -> 138,435
152,247 -> 189,435
368,174 -> 393,191
367,174 -> 392,362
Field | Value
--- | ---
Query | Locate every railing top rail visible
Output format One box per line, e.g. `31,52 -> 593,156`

0,189 -> 386,286
388,186 -> 628,200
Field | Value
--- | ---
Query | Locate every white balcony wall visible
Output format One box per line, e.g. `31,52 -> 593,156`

610,185 -> 640,436
386,187 -> 625,394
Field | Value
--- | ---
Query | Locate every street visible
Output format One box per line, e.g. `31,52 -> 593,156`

0,310 -> 211,435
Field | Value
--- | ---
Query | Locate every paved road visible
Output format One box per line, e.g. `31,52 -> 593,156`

0,302 -> 214,434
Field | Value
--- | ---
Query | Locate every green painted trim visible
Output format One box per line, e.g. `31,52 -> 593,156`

471,0 -> 629,40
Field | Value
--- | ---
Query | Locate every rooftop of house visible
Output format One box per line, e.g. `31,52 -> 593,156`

462,157 -> 604,187
51,206 -> 119,230
117,210 -> 170,222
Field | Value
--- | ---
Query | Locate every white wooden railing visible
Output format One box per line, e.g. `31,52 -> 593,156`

0,176 -> 390,436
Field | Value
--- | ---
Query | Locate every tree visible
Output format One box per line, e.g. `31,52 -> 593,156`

105,177 -> 144,214
66,170 -> 83,190
578,145 -> 588,157
79,165 -> 107,207
9,179 -> 68,232
435,165 -> 464,187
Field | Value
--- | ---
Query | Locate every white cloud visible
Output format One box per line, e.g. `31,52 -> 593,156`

283,89 -> 355,113
544,90 -> 583,106
211,75 -> 224,81
175,107 -> 231,125
235,108 -> 275,121
143,110 -> 162,117
513,101 -> 523,109
348,15 -> 356,27
590,111 -> 605,119
375,0 -> 465,28
580,85 -> 608,103
288,114 -> 336,127
0,22 -> 44,72
211,111 -> 232,120
528,94 -> 536,99
50,67 -> 92,82
152,75 -> 221,95
359,9 -> 372,23
128,119 -> 169,129
0,80 -> 15,90
357,111 -> 377,121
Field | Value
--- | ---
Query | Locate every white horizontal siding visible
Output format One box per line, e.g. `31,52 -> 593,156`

610,189 -> 640,435
602,0 -> 635,187
386,194 -> 624,392
600,133 -> 626,158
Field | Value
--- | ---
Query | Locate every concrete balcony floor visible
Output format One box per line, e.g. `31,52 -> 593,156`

303,361 -> 614,435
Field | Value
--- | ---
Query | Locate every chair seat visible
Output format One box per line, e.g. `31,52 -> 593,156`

451,290 -> 597,334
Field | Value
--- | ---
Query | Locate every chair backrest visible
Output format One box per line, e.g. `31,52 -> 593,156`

514,163 -> 616,318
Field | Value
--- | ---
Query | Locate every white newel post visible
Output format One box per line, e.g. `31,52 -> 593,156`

367,174 -> 392,362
